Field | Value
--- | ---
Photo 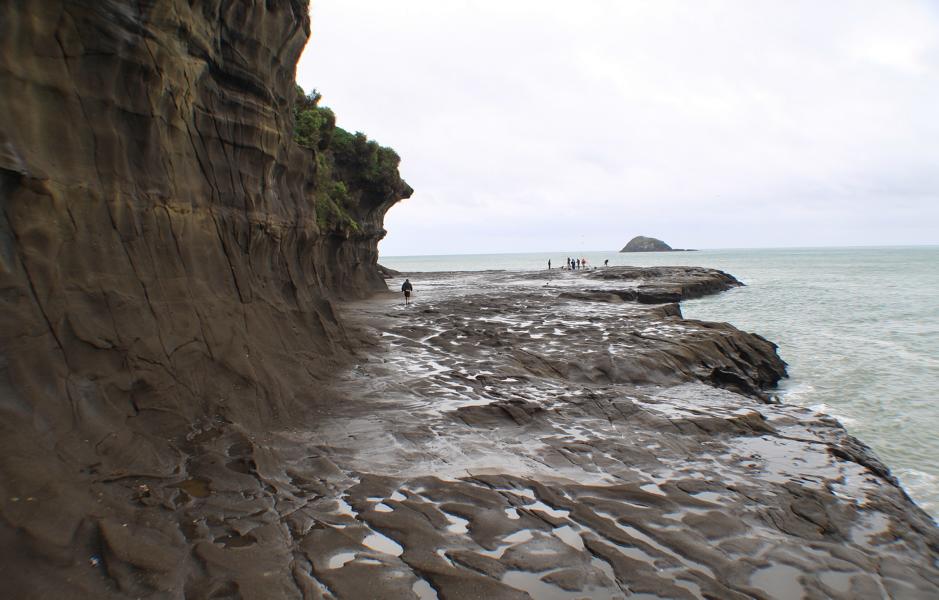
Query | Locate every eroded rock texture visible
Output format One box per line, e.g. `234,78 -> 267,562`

327,269 -> 939,599
0,2 -> 409,597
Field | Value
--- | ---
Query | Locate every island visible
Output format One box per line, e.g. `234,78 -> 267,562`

621,235 -> 697,252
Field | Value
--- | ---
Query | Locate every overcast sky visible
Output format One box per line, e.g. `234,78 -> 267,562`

296,1 -> 939,256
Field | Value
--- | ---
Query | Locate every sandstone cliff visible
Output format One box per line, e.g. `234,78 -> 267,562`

0,2 -> 410,597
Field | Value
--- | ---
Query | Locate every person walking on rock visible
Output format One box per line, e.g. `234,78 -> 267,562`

401,278 -> 413,306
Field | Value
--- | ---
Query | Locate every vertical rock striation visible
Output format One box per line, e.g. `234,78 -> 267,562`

0,2 -> 410,597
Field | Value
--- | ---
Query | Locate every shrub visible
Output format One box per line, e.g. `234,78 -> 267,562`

330,128 -> 401,185
315,181 -> 361,233
293,85 -> 402,234
294,86 -> 335,149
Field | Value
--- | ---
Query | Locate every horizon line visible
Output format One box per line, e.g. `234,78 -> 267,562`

379,243 -> 939,259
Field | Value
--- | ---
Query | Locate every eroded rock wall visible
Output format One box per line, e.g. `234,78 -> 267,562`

0,2 -> 409,596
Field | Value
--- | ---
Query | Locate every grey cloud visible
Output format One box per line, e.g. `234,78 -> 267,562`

298,0 -> 939,254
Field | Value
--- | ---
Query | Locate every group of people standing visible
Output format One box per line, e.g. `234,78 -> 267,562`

568,257 -> 588,270
547,257 -> 611,270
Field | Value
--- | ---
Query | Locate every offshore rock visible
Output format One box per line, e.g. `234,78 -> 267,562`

0,2 -> 410,598
620,235 -> 673,252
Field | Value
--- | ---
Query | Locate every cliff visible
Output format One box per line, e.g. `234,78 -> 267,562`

0,2 -> 410,597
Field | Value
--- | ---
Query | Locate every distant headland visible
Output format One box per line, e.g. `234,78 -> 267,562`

620,235 -> 697,252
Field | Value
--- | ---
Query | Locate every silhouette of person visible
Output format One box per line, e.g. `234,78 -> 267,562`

401,278 -> 413,305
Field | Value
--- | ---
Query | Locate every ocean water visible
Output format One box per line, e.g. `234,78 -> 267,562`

380,246 -> 939,519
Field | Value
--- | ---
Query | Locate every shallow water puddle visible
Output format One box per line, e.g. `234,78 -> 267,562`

412,578 -> 439,600
327,552 -> 356,569
436,548 -> 456,566
674,577 -> 705,599
594,510 -> 716,578
613,541 -> 659,565
818,570 -> 853,594
335,497 -> 357,518
639,483 -> 666,497
689,490 -> 724,503
442,511 -> 469,534
479,529 -> 535,559
502,570 -> 626,600
503,529 -> 534,544
565,427 -> 594,443
749,564 -> 804,600
619,523 -> 715,579
730,435 -> 834,484
592,556 -> 619,586
496,487 -> 535,500
362,531 -> 404,556
850,510 -> 891,545
523,500 -> 570,519
552,525 -> 585,551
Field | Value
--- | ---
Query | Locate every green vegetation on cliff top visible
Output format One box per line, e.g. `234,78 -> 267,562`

293,86 -> 401,234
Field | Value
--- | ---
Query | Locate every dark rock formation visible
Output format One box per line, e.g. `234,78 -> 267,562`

589,265 -> 743,301
377,263 -> 402,279
0,2 -> 410,598
620,235 -> 673,252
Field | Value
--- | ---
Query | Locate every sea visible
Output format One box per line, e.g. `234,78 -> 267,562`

380,246 -> 939,520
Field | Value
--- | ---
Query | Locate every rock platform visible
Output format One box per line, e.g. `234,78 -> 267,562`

303,266 -> 938,599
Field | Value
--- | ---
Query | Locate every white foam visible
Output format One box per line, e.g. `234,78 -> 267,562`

808,403 -> 858,427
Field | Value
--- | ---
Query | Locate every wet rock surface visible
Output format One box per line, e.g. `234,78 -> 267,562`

313,267 -> 938,599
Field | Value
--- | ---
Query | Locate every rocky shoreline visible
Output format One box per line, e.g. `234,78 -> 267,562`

308,266 -> 937,599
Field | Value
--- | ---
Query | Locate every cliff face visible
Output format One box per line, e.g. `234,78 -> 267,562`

0,2 -> 409,597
